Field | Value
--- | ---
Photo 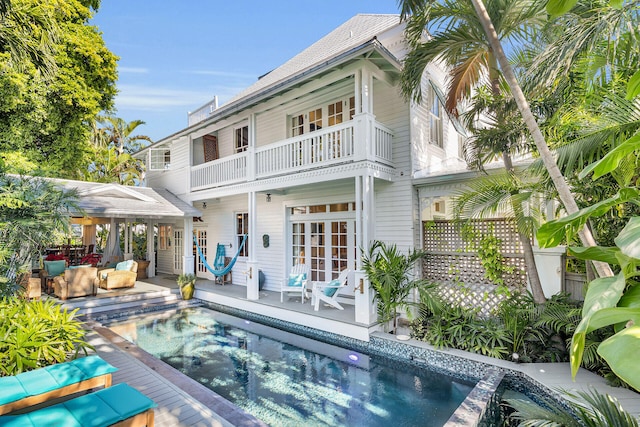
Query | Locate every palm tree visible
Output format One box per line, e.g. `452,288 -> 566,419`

88,116 -> 151,184
400,0 -> 548,300
0,171 -> 78,296
0,0 -> 58,78
97,116 -> 152,156
399,0 -> 613,279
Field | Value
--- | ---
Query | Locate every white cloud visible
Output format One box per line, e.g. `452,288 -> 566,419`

114,84 -> 248,113
118,66 -> 149,74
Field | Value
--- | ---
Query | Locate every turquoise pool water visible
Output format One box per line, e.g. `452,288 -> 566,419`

108,307 -> 475,426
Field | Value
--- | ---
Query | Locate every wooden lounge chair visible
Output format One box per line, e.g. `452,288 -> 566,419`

280,263 -> 310,303
0,383 -> 156,427
0,355 -> 117,416
311,269 -> 350,311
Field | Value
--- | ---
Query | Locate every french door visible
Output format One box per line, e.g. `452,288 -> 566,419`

194,228 -> 207,275
291,219 -> 355,282
173,229 -> 183,273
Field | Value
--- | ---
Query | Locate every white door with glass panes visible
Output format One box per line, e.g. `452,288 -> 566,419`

289,203 -> 356,288
173,229 -> 183,273
194,228 -> 207,276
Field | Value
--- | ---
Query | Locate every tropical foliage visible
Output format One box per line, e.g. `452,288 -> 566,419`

362,241 -> 428,332
0,0 -> 117,177
505,388 -> 639,427
0,168 -> 78,297
0,298 -> 92,376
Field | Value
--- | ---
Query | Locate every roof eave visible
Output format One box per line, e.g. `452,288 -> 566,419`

136,39 -> 402,156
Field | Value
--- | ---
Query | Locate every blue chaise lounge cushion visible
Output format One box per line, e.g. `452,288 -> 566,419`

0,355 -> 118,407
288,273 -> 306,287
323,279 -> 341,297
0,383 -> 157,427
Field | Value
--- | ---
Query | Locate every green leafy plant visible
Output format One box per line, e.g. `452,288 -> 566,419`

362,241 -> 427,332
0,172 -> 79,297
0,298 -> 92,376
505,388 -> 638,427
460,222 -> 515,291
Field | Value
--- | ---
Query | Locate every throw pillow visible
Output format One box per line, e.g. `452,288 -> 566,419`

115,260 -> 134,271
288,273 -> 306,287
323,279 -> 342,297
44,260 -> 66,276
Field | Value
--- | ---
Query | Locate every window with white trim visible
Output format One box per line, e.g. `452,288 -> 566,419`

236,212 -> 249,257
309,108 -> 322,132
328,101 -> 343,126
290,114 -> 304,137
149,148 -> 171,170
235,126 -> 248,153
428,84 -> 444,148
159,224 -> 172,250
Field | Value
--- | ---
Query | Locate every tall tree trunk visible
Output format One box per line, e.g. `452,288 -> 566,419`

503,152 -> 545,303
469,0 -> 613,278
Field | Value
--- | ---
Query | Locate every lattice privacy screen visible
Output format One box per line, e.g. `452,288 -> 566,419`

422,219 -> 527,316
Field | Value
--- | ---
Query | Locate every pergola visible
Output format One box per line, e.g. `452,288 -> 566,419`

53,178 -> 201,277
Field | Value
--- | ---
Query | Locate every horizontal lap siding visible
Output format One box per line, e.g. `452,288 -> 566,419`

372,80 -> 416,250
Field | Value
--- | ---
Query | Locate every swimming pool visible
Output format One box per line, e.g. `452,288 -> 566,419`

107,307 -> 476,426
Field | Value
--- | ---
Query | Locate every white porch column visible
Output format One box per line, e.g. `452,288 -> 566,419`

246,192 -> 259,300
82,224 -> 96,247
247,113 -> 256,182
183,216 -> 194,274
146,219 -> 156,278
123,221 -> 133,260
354,174 -> 377,325
532,246 -> 566,298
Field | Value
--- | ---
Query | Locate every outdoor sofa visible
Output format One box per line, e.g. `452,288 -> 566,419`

53,266 -> 99,300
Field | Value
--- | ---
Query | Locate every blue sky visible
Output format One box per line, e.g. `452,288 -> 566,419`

90,1 -> 401,142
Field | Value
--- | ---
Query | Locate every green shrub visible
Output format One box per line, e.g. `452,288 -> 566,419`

0,298 -> 92,376
411,290 -> 628,386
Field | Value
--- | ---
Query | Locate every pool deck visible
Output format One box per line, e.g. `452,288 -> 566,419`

73,276 -> 640,425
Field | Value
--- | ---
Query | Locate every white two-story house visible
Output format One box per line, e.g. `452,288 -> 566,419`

135,14 -> 467,332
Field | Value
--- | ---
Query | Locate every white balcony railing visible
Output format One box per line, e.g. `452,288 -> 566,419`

191,151 -> 247,191
256,122 -> 355,178
190,116 -> 393,192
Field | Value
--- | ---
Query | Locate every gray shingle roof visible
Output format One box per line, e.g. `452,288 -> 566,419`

226,14 -> 401,106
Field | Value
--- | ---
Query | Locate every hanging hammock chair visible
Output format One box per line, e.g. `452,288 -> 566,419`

193,234 -> 247,277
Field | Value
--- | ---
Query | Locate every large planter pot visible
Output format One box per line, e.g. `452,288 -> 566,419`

136,260 -> 150,280
180,282 -> 195,300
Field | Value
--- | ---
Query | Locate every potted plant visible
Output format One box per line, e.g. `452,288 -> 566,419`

362,240 -> 427,333
177,273 -> 197,300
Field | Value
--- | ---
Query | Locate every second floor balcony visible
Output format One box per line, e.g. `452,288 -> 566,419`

190,113 -> 393,192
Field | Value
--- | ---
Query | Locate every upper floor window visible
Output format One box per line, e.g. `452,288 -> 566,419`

328,101 -> 343,126
235,126 -> 248,153
309,108 -> 322,132
290,114 -> 304,137
428,84 -> 444,148
348,96 -> 356,120
149,148 -> 170,170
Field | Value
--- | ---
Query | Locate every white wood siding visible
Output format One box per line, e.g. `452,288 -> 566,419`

372,78 -> 416,251
156,219 -> 180,274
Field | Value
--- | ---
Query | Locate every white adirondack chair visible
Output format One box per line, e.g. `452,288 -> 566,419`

280,264 -> 310,303
311,269 -> 350,311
